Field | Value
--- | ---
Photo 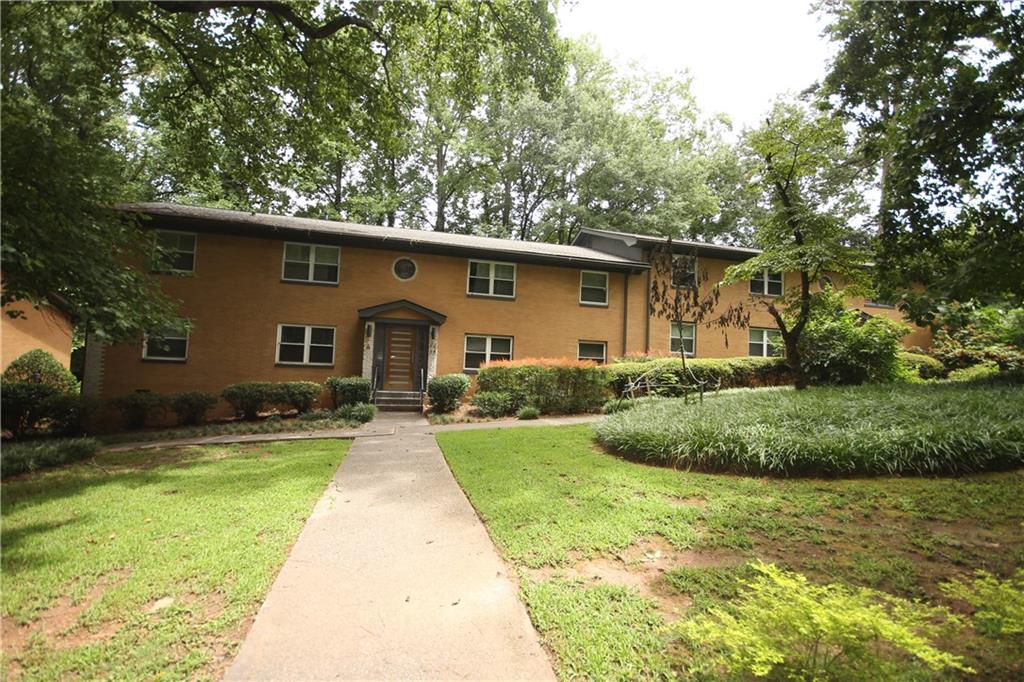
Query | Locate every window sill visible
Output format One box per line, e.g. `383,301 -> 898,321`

142,358 -> 187,363
579,301 -> 609,308
749,292 -> 782,298
466,293 -> 516,301
280,279 -> 340,287
275,362 -> 335,368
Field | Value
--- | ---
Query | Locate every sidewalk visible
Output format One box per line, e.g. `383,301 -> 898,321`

224,413 -> 555,680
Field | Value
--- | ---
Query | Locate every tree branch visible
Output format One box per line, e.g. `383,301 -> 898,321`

152,1 -> 377,40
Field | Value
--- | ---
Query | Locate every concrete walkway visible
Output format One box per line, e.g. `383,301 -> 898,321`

225,413 -> 556,681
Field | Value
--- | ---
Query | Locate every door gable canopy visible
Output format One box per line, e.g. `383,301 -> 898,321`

358,299 -> 447,325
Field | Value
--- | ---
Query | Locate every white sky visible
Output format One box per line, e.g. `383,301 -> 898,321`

557,0 -> 834,132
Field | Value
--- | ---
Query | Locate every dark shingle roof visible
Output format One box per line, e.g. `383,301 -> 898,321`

118,203 -> 650,272
574,226 -> 761,261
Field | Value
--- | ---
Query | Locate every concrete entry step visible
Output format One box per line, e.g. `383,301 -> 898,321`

374,390 -> 423,412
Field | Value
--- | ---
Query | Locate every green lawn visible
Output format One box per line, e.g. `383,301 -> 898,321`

1,439 -> 347,680
438,425 -> 1024,679
97,413 -> 363,445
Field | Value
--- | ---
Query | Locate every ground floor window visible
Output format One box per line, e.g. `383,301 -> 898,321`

143,323 -> 189,361
577,341 -> 607,363
749,328 -> 783,357
670,322 -> 695,356
464,335 -> 512,371
277,324 -> 335,365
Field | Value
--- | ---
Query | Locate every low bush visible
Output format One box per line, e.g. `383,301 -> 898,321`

595,383 -> 1024,476
602,398 -> 637,414
335,402 -> 377,424
607,357 -> 791,398
517,406 -> 540,420
298,409 -> 334,421
169,391 -> 218,425
898,351 -> 946,380
1,349 -> 82,438
941,569 -> 1024,638
325,376 -> 371,408
675,562 -> 970,680
471,391 -> 514,418
477,359 -> 609,414
273,381 -> 322,413
221,382 -> 276,420
111,392 -> 167,429
44,394 -> 96,436
1,437 -> 100,479
948,361 -> 1001,383
427,373 -> 470,413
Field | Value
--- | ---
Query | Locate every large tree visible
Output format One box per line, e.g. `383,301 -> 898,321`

820,0 -> 1024,311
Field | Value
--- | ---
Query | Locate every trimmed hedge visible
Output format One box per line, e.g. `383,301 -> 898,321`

1,437 -> 100,479
169,391 -> 218,425
325,376 -> 372,408
221,382 -> 275,420
471,391 -> 514,418
427,374 -> 471,413
273,381 -> 322,413
111,392 -> 167,429
477,360 -> 609,414
517,405 -> 540,420
595,384 -> 1024,476
1,349 -> 82,438
898,352 -> 946,380
607,357 -> 791,397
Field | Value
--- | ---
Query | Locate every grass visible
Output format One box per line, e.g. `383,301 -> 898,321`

97,413 -> 364,445
1,439 -> 347,679
437,425 -> 1024,679
595,383 -> 1024,475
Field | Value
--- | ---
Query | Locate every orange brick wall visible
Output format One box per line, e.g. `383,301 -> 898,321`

1,301 -> 74,370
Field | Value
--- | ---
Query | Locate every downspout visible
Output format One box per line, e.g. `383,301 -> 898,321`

644,266 -> 651,353
621,272 -> 630,357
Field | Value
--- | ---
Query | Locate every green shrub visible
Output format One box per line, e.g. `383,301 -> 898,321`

948,361 -> 1001,383
477,360 -> 609,414
471,391 -> 514,418
595,383 -> 1024,476
221,382 -> 276,420
297,409 -> 334,421
44,393 -> 95,436
516,405 -> 540,420
325,376 -> 372,408
898,351 -> 946,380
1,350 -> 81,438
607,357 -> 791,397
1,437 -> 100,479
941,569 -> 1024,638
602,398 -> 637,414
797,291 -> 908,385
110,392 -> 167,429
427,373 -> 470,413
273,381 -> 322,413
169,391 -> 218,425
675,562 -> 970,679
335,402 -> 377,424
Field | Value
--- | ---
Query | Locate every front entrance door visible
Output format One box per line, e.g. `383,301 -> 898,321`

383,325 -> 417,390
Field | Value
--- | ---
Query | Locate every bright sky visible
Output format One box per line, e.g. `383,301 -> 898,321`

558,0 -> 834,132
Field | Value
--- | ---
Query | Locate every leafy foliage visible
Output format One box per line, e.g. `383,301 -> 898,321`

947,361 -> 1002,384
168,391 -> 218,426
325,376 -> 371,408
0,350 -> 82,438
476,359 -> 609,414
426,373 -> 470,413
272,381 -> 322,413
674,562 -> 971,679
897,352 -> 946,381
111,392 -> 168,430
516,405 -> 540,420
941,569 -> 1024,639
607,357 -> 791,397
221,382 -> 277,420
334,402 -> 377,424
595,383 -> 1024,476
2,349 -> 79,393
1,438 -> 100,479
470,391 -> 514,418
929,300 -> 1024,372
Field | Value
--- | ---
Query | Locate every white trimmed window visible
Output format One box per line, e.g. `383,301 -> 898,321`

155,230 -> 197,273
282,243 -> 340,284
463,335 -> 513,370
143,323 -> 189,361
750,269 -> 783,296
749,328 -> 783,357
579,271 -> 609,305
577,341 -> 607,363
467,260 -> 516,298
672,254 -> 697,288
670,322 -> 695,356
277,324 -> 336,365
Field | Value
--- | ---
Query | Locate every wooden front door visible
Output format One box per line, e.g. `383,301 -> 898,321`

383,325 -> 417,390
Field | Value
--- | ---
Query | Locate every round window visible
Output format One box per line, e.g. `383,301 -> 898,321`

393,258 -> 417,280
818,275 -> 835,289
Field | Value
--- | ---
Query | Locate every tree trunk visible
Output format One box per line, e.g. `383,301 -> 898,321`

785,335 -> 807,390
434,145 -> 447,232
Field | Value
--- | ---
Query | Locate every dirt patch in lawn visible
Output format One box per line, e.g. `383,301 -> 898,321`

524,536 -> 745,621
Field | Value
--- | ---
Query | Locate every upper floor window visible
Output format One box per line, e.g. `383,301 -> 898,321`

143,322 -> 189,361
670,322 -> 695,356
749,328 -> 783,357
282,243 -> 340,284
577,341 -> 607,364
671,254 -> 697,288
155,230 -> 197,273
580,271 -> 609,306
467,260 -> 516,298
464,334 -> 513,370
750,269 -> 783,296
277,324 -> 335,365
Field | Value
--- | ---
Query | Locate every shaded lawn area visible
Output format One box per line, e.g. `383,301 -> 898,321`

438,425 -> 1024,680
1,439 -> 347,680
97,414 -> 363,446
